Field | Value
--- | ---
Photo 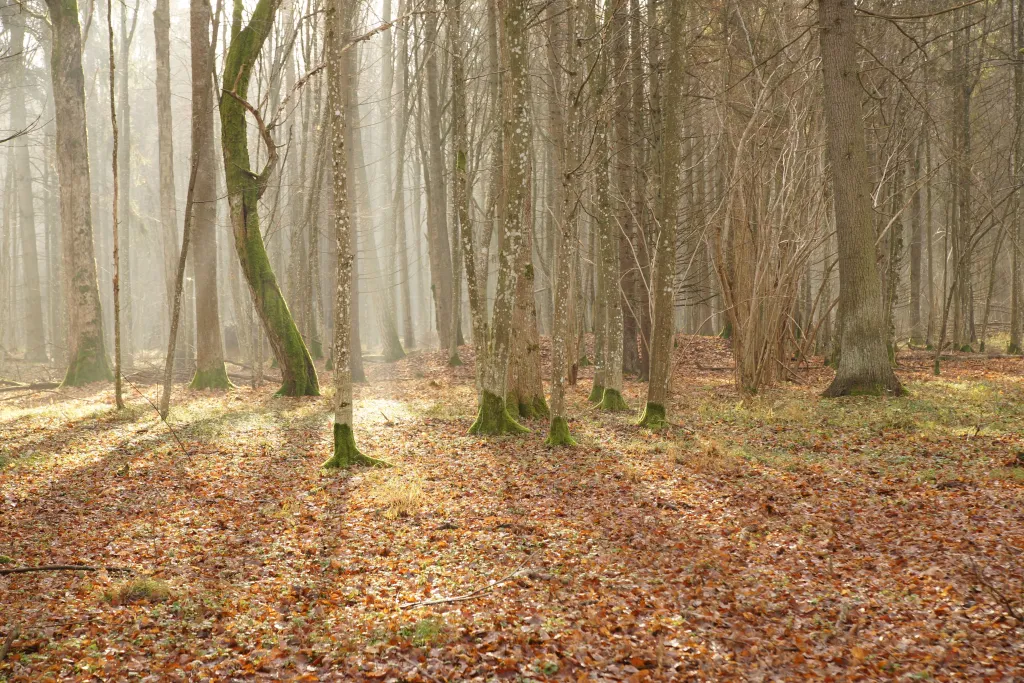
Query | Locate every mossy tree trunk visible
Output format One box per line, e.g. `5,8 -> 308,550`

819,0 -> 903,397
47,0 -> 113,387
470,0 -> 532,436
639,0 -> 684,429
220,0 -> 318,397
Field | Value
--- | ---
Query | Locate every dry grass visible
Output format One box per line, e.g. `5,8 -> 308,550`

102,577 -> 172,605
672,439 -> 746,475
376,477 -> 424,520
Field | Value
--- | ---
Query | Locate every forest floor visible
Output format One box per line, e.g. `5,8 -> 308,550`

1,336 -> 1023,681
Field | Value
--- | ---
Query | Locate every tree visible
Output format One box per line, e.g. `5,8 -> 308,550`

220,0 -> 319,397
639,0 -> 684,429
46,0 -> 113,387
819,0 -> 903,397
324,0 -> 387,469
469,0 -> 532,435
188,0 -> 230,389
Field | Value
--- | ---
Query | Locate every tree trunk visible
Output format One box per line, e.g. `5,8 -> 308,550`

6,17 -> 48,362
189,0 -> 229,389
469,0 -> 532,435
47,0 -> 113,386
639,0 -> 684,429
1011,0 -> 1023,354
220,0 -> 318,397
818,0 -> 902,397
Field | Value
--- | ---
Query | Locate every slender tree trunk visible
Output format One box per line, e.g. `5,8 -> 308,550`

220,0 -> 319,397
118,0 -> 139,370
819,0 -> 902,397
47,0 -> 113,386
1011,0 -> 1023,354
6,17 -> 47,362
324,0 -> 386,469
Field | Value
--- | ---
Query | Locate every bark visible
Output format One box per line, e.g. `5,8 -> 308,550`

47,0 -> 113,387
1012,0 -> 1024,354
107,0 -> 125,408
6,17 -> 48,361
220,0 -> 319,397
640,0 -> 684,429
818,0 -> 902,397
117,0 -> 139,370
469,0 -> 532,436
324,0 -> 386,469
189,0 -> 230,389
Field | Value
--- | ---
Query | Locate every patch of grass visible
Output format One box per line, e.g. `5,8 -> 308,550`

672,440 -> 746,475
375,477 -> 424,520
621,459 -> 644,483
989,467 -> 1024,484
102,577 -> 172,605
398,617 -> 445,646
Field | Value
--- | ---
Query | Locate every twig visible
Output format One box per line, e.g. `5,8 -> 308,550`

0,564 -> 134,576
0,626 -> 18,663
0,382 -> 59,394
400,553 -> 536,609
120,373 -> 192,459
965,555 -> 1023,624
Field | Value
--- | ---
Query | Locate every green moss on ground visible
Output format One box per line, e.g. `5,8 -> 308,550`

544,416 -> 576,447
469,391 -> 529,436
599,388 -> 630,412
323,423 -> 389,469
637,402 -> 667,429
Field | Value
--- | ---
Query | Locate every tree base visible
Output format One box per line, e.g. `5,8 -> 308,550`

448,353 -> 463,367
599,388 -> 630,411
323,423 -> 389,469
822,373 -> 904,398
637,402 -> 667,429
577,355 -> 592,367
1008,342 -> 1022,355
325,354 -> 334,370
545,415 -> 576,446
61,343 -> 113,387
959,344 -> 974,353
587,383 -> 605,403
189,365 -> 233,390
511,393 -> 549,420
309,339 -> 324,360
469,391 -> 529,435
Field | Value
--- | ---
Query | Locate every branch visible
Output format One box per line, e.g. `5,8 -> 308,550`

400,553 -> 535,609
0,626 -> 18,663
855,0 -> 987,21
0,564 -> 134,576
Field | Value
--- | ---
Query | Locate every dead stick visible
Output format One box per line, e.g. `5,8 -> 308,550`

400,553 -> 535,609
0,565 -> 134,576
0,626 -> 18,663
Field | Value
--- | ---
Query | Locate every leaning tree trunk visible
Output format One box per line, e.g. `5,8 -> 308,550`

6,17 -> 48,362
818,0 -> 902,397
469,0 -> 532,436
47,0 -> 113,386
639,0 -> 684,429
189,0 -> 230,389
220,0 -> 319,397
323,0 -> 386,469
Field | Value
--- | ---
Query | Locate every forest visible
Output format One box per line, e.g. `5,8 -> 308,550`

1,0 -> 1023,679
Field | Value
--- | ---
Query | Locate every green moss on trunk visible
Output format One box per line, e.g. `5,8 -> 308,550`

62,335 -> 113,387
587,383 -> 605,403
599,387 -> 629,412
545,415 -> 576,447
190,365 -> 233,390
637,402 -> 667,429
470,390 -> 529,435
577,355 -> 592,367
531,395 -> 549,419
448,352 -> 463,367
309,338 -> 324,360
1008,342 -> 1022,355
323,423 -> 389,469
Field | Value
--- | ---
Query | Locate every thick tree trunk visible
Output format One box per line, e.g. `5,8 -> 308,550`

189,0 -> 229,389
220,0 -> 318,397
818,0 -> 902,397
470,0 -> 532,435
639,0 -> 684,429
47,0 -> 113,386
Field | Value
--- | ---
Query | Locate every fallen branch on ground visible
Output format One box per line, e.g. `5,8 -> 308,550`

0,564 -> 135,576
0,382 -> 59,394
0,626 -> 18,663
400,553 -> 536,609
